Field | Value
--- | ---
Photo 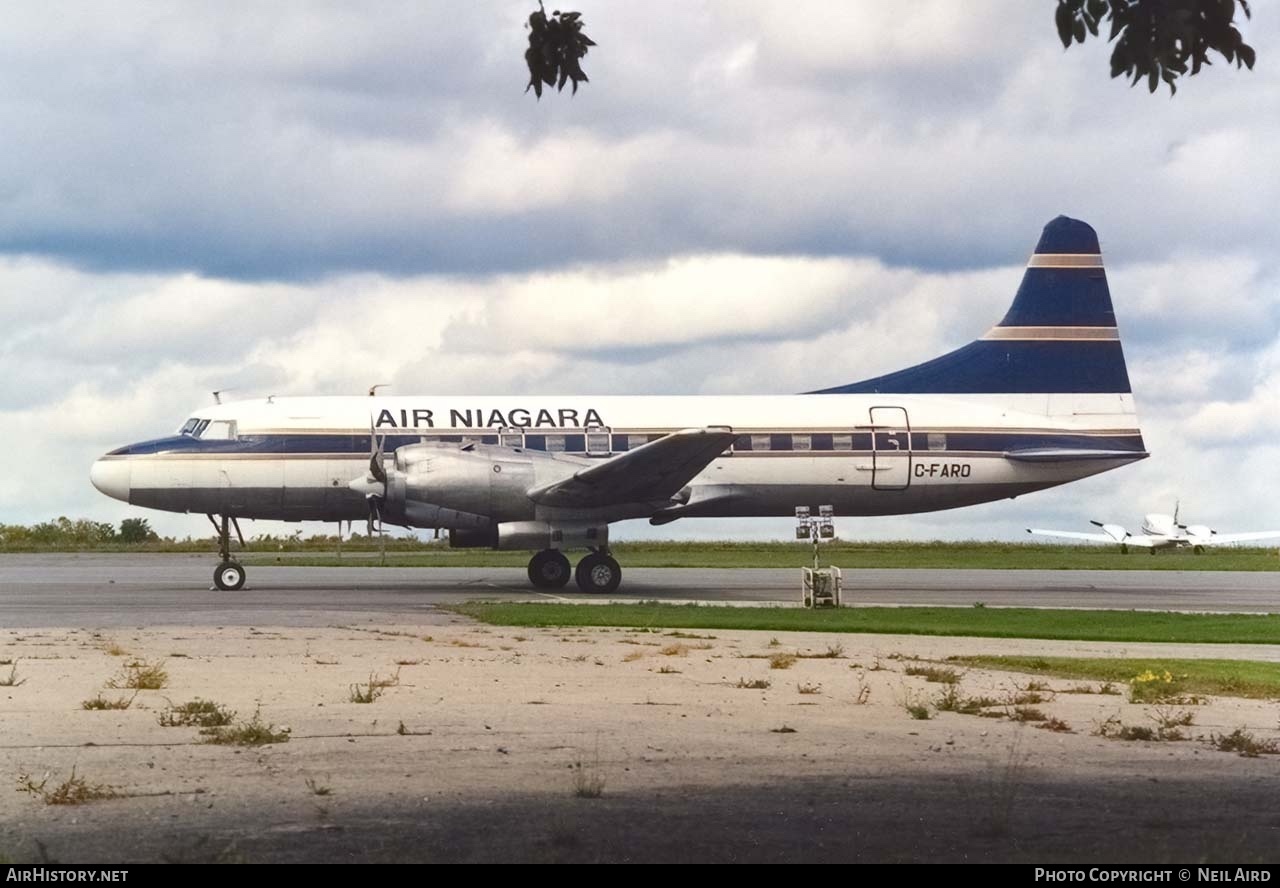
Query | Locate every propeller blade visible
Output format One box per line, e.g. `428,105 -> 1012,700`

367,418 -> 388,488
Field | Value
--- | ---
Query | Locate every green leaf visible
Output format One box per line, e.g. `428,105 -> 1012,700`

1055,3 -> 1073,47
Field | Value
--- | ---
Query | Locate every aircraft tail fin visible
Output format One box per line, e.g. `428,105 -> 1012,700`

808,216 -> 1133,397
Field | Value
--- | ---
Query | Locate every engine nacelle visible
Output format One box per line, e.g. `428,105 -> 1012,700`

382,443 -> 539,528
1098,523 -> 1128,542
1185,524 -> 1213,539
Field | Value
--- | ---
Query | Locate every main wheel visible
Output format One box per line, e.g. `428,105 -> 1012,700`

1193,545 -> 1205,555
214,561 -> 246,591
1120,544 -> 1129,555
528,549 -> 571,588
575,553 -> 622,595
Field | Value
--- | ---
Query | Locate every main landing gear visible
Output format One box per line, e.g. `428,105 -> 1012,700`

208,513 -> 247,591
527,548 -> 622,595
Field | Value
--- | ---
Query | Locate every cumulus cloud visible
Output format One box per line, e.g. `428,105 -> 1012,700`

1,3 -> 1277,540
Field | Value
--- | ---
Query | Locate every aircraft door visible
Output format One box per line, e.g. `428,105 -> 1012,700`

869,406 -> 911,491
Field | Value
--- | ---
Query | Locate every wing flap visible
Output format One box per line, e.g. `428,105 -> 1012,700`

1199,531 -> 1280,546
528,427 -> 736,509
1026,528 -> 1157,547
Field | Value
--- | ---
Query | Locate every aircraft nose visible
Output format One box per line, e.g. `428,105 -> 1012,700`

90,459 -> 131,502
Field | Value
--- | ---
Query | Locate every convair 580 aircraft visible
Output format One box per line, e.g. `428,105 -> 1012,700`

91,217 -> 1147,593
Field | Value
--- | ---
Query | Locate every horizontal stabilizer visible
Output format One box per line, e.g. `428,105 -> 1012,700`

1200,531 -> 1280,546
1005,448 -> 1149,463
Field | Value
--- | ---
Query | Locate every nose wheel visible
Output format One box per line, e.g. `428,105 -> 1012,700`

528,549 -> 572,588
575,552 -> 622,594
214,561 -> 246,591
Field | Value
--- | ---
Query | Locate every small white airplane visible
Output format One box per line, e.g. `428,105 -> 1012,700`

1028,504 -> 1280,554
92,216 -> 1148,592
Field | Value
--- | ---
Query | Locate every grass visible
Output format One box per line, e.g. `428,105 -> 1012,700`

106,659 -> 168,690
905,665 -> 961,684
1210,728 -> 1280,757
901,688 -> 932,719
223,540 -> 1280,572
305,777 -> 333,796
349,670 -> 399,703
934,685 -> 999,714
17,768 -> 118,805
448,602 -> 1280,645
349,681 -> 382,704
0,663 -> 25,687
571,743 -> 606,799
768,652 -> 797,670
201,708 -> 290,746
1092,714 -> 1187,742
948,656 -> 1280,700
736,678 -> 771,689
81,693 -> 137,710
796,682 -> 822,694
158,699 -> 235,728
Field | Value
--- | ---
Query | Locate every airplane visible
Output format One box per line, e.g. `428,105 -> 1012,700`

91,215 -> 1148,593
1028,504 -> 1280,554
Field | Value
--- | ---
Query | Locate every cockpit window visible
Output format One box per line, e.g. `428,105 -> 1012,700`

179,418 -> 200,436
200,420 -> 235,440
193,419 -> 211,437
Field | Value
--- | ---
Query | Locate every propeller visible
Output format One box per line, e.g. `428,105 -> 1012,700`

348,419 -> 389,536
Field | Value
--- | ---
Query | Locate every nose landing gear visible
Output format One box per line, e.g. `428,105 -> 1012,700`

208,514 -> 247,591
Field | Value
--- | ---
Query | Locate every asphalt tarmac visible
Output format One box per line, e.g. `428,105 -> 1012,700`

0,553 -> 1275,627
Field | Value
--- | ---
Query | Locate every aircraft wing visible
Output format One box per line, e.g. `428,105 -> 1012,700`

1026,529 -> 1158,547
528,427 -> 737,509
1198,531 -> 1280,546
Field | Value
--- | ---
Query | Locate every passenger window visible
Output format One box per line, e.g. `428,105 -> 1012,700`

832,434 -> 853,451
499,427 -> 523,448
586,427 -> 610,455
928,433 -> 947,451
792,434 -> 811,452
545,434 -> 566,452
750,434 -> 771,451
628,434 -> 651,449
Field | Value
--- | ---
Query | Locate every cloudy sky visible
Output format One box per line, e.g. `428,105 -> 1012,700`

3,2 -> 1277,543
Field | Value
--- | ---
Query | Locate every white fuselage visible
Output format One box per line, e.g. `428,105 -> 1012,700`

91,392 -> 1146,532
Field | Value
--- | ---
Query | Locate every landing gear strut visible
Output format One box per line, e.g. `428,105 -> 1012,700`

575,550 -> 622,595
528,549 -> 571,588
208,514 -> 246,591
